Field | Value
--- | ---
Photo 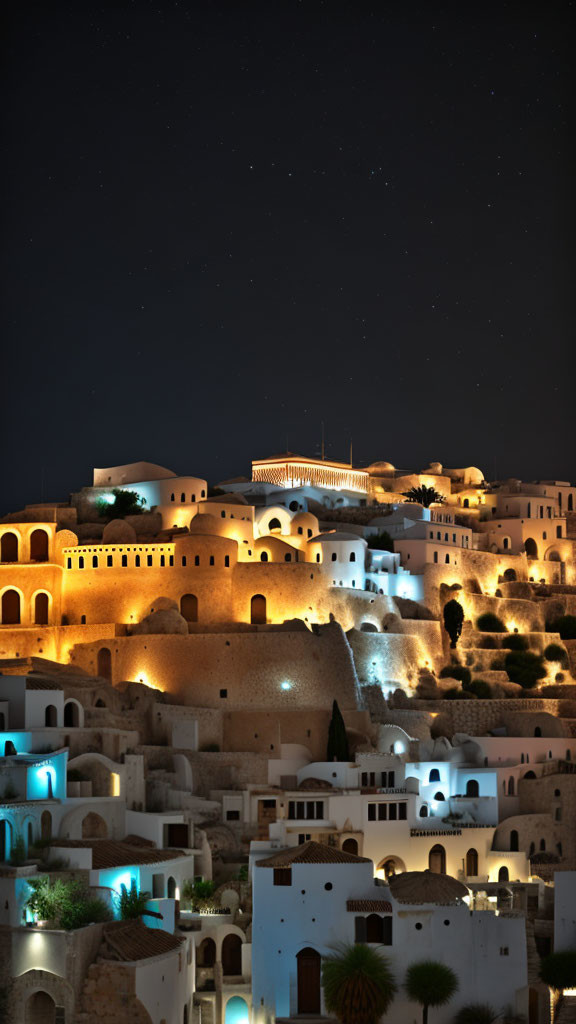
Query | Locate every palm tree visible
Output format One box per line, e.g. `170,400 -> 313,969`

540,950 -> 576,1022
402,485 -> 445,507
405,960 -> 458,1024
321,942 -> 397,1024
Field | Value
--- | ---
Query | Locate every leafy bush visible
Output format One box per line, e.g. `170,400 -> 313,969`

476,612 -> 507,633
504,651 -> 547,689
10,832 -> 26,866
465,679 -> 492,699
443,600 -> 464,649
443,688 -> 476,700
181,878 -> 218,912
117,880 -> 152,920
439,665 -> 471,687
97,487 -> 146,519
544,643 -> 567,664
501,635 -> 529,651
402,485 -> 445,507
26,877 -> 111,930
548,615 -> 576,640
539,950 -> 576,991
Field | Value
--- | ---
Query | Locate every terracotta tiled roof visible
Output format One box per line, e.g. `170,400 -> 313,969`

256,841 -> 372,867
388,870 -> 469,905
102,919 -> 184,962
346,899 -> 393,913
123,834 -> 157,848
54,839 -> 186,869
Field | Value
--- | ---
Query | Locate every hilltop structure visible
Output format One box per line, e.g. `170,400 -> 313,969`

1,452 -> 576,1023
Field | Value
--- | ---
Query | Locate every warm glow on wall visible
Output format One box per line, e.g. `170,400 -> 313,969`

111,772 -> 120,796
134,670 -> 163,691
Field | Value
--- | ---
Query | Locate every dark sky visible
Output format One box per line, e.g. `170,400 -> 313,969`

1,1 -> 574,514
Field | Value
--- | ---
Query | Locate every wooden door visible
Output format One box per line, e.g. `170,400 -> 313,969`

297,948 -> 321,1014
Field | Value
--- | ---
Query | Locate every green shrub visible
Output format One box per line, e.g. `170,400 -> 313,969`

60,896 -> 112,930
504,651 -> 547,689
117,879 -> 152,920
181,878 -> 218,912
443,688 -> 476,700
443,599 -> 464,649
476,612 -> 507,633
544,643 -> 567,663
26,877 -> 111,930
548,615 -> 576,640
439,665 -> 471,686
501,635 -> 529,651
465,679 -> 492,699
97,487 -> 146,518
9,832 -> 26,866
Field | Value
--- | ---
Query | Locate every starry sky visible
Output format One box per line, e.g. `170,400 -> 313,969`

1,0 -> 574,514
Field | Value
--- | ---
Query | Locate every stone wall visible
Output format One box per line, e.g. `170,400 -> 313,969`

424,699 -> 576,738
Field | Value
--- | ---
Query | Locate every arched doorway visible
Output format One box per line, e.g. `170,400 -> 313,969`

30,530 -> 49,562
342,838 -> 358,855
250,594 -> 267,625
510,830 -> 519,852
524,538 -> 538,559
97,647 -> 112,680
25,990 -> 56,1024
45,705 -> 57,727
225,997 -> 249,1024
429,845 -> 446,874
221,933 -> 242,976
41,810 -> 52,842
268,518 -> 282,532
379,856 -> 405,880
297,947 -> 321,1014
1,589 -> 21,625
523,771 -> 536,780
0,532 -> 18,562
180,594 -> 198,623
498,866 -> 509,882
82,812 -> 108,838
197,937 -> 216,967
465,779 -> 479,797
167,876 -> 176,899
465,848 -> 478,876
34,593 -> 49,625
64,701 -> 80,727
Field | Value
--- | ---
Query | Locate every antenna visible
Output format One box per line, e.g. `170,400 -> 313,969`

321,421 -> 325,461
349,439 -> 353,467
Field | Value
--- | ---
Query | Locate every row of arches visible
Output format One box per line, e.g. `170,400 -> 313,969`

0,529 -> 49,563
197,933 -> 242,974
0,589 -> 51,625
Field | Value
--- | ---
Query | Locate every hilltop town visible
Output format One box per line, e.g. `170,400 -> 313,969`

1,452 -> 575,1024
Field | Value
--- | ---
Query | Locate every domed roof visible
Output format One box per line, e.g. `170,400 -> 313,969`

368,461 -> 396,475
102,519 -> 137,544
388,870 -> 468,904
188,513 -> 227,536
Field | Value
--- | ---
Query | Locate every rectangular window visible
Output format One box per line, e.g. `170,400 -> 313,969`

226,810 -> 240,821
368,804 -> 376,821
67,557 -> 72,568
316,801 -> 324,819
219,688 -> 227,698
378,804 -> 387,821
182,556 -> 187,566
388,803 -> 397,820
195,555 -> 200,566
121,555 -> 128,567
107,555 -> 113,567
388,771 -> 395,787
298,833 -> 311,844
500,947 -> 509,956
160,555 -> 165,567
399,802 -> 407,820
296,801 -> 305,818
361,772 -> 368,786
169,555 -> 174,566
306,802 -> 315,820
225,555 -> 230,567
209,555 -> 215,566
273,868 -> 292,886
288,801 -> 295,819
147,555 -> 153,566
382,916 -> 393,945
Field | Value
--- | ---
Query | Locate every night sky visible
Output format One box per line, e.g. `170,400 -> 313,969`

1,1 -> 574,515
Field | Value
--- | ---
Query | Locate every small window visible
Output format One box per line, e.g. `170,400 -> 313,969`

180,493 -> 185,503
169,555 -> 174,566
433,551 -> 438,563
135,555 -> 140,567
220,688 -> 228,698
209,555 -> 215,566
221,510 -> 226,518
191,493 -> 196,502
284,553 -> 291,562
331,552 -> 337,561
445,553 -> 450,563
273,868 -> 292,886
500,947 -> 509,956
298,526 -> 303,535
171,493 -> 175,502
147,554 -> 153,566
350,552 -> 356,562
195,555 -> 200,566
368,804 -> 376,821
78,556 -> 84,569
107,555 -> 113,567
399,802 -> 407,820
307,528 -> 312,537
226,810 -> 240,821
225,555 -> 230,567
201,489 -> 206,497
92,555 -> 98,568
378,804 -> 387,821
67,557 -> 72,569
122,555 -> 128,567
181,556 -> 187,566
388,804 -> 397,820
160,555 -> 165,567
316,553 -> 320,562
81,614 -> 86,624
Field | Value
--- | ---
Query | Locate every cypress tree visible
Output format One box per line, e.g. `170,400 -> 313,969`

327,700 -> 350,762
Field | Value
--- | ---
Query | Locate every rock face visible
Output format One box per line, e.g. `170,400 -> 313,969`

102,519 -> 137,544
132,608 -> 189,635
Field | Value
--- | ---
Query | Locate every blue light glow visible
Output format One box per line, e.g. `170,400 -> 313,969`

281,681 -> 292,691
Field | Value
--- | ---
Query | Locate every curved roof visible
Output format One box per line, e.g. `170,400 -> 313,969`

310,531 -> 365,543
388,870 -> 468,904
368,461 -> 396,474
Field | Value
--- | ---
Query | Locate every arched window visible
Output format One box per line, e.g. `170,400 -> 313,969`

419,805 -> 428,817
498,866 -> 509,882
30,529 -> 49,562
78,556 -> 85,569
433,551 -> 438,563
251,594 -> 266,625
92,555 -> 99,568
284,553 -> 292,562
0,532 -> 19,562
331,552 -> 337,561
465,779 -> 479,797
297,526 -> 303,535
171,493 -> 175,501
260,551 -> 269,562
342,838 -> 358,854
503,537 -> 509,549
510,830 -> 519,852
97,647 -> 112,680
180,594 -> 198,623
167,876 -> 176,899
429,769 -> 440,783
221,933 -> 242,975
64,701 -> 80,727
534,727 -> 541,737
429,844 -> 446,874
1,589 -> 21,624
268,518 -> 282,532
45,704 -> 57,727
445,553 -> 450,563
507,776 -> 515,796
135,555 -> 140,567
523,771 -> 536,780
366,914 -> 384,942
181,493 -> 185,503
539,838 -> 546,852
34,593 -> 49,625
198,937 -> 216,966
349,552 -> 356,562
466,848 -> 478,875
524,538 -> 538,559
433,791 -> 445,801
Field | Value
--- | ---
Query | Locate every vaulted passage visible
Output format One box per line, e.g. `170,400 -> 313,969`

180,593 -> 198,622
222,933 -> 242,975
250,594 -> 267,625
25,991 -> 56,1024
0,532 -> 18,562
